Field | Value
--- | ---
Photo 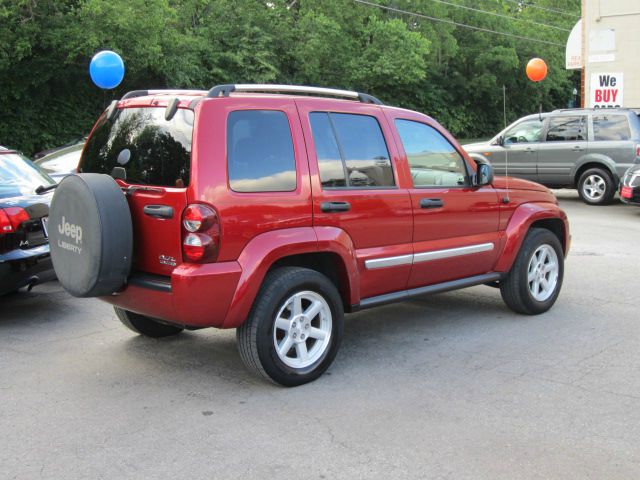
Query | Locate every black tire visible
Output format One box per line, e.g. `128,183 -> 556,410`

500,228 -> 564,315
49,174 -> 133,297
237,267 -> 344,387
577,167 -> 615,205
114,307 -> 184,338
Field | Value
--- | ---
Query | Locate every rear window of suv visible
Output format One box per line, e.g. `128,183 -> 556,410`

546,116 -> 587,142
82,107 -> 193,187
593,115 -> 631,141
309,112 -> 394,188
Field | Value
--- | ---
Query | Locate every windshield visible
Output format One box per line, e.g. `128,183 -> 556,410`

37,145 -> 84,175
0,153 -> 56,199
81,107 -> 193,187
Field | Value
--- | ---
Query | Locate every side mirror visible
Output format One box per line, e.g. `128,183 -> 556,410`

475,162 -> 494,187
495,135 -> 505,147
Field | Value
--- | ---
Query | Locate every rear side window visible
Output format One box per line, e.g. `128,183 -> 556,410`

309,112 -> 394,188
82,107 -> 193,187
593,115 -> 631,141
227,110 -> 296,193
395,119 -> 467,187
546,116 -> 588,142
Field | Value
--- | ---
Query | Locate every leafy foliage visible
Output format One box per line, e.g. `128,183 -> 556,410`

0,0 -> 580,155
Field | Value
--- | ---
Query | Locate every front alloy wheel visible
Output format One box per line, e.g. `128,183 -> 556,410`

526,244 -> 559,302
500,228 -> 564,315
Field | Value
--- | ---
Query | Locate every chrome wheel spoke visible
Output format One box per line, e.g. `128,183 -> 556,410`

275,316 -> 292,331
303,300 -> 323,321
278,335 -> 294,356
292,295 -> 303,316
295,341 -> 309,362
308,327 -> 327,340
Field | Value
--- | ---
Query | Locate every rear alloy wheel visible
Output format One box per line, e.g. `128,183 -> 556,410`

114,307 -> 184,338
237,267 -> 344,387
500,228 -> 564,315
577,168 -> 615,205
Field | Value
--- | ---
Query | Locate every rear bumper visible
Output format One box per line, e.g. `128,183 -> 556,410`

0,244 -> 56,295
620,186 -> 640,205
101,261 -> 242,328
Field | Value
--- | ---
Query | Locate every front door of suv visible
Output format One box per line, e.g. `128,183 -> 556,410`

492,116 -> 544,182
386,111 -> 502,288
297,101 -> 413,300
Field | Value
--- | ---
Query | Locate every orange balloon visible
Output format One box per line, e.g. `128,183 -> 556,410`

526,58 -> 547,82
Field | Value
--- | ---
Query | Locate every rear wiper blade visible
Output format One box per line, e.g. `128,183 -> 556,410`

36,184 -> 58,195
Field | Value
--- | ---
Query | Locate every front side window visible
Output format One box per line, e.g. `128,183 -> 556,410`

227,110 -> 296,193
593,115 -> 631,141
395,119 -> 467,188
309,112 -> 395,188
504,118 -> 544,144
546,116 -> 587,142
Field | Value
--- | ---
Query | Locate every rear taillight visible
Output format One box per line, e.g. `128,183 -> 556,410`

0,207 -> 30,233
181,204 -> 219,262
636,144 -> 640,158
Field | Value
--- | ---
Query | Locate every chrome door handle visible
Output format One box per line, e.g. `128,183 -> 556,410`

143,204 -> 174,219
320,201 -> 351,213
420,198 -> 444,209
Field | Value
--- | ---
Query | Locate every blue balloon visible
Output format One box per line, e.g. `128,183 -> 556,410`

89,50 -> 125,89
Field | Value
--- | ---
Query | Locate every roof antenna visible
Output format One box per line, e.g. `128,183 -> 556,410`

502,84 -> 510,204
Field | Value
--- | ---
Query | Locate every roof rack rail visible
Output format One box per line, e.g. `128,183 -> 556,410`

206,84 -> 384,105
120,89 -> 207,101
552,106 -> 636,112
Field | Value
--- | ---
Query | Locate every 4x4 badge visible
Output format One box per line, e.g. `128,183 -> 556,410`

159,255 -> 176,266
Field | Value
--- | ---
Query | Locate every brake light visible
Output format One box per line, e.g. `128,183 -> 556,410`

636,144 -> 640,157
0,207 -> 30,233
181,204 -> 219,262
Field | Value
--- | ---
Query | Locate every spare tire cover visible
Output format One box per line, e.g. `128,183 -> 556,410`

49,173 -> 133,297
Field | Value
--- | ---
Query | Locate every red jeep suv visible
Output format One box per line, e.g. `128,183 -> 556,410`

49,84 -> 569,386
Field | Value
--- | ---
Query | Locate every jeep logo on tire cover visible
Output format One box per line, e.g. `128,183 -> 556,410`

57,216 -> 83,255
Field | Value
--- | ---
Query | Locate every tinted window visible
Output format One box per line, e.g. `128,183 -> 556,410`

309,113 -> 346,187
0,153 -> 55,199
82,107 -> 193,187
227,110 -> 296,193
546,116 -> 587,142
395,119 -> 467,187
593,115 -> 631,141
309,112 -> 394,188
504,118 -> 544,144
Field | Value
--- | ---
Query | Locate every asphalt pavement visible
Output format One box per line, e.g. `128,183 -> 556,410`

2,191 -> 639,479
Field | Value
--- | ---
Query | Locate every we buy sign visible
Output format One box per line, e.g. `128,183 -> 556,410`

590,73 -> 624,108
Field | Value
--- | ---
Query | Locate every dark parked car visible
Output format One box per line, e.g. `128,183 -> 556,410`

620,164 -> 640,206
464,108 -> 640,205
34,141 -> 84,182
0,147 -> 56,294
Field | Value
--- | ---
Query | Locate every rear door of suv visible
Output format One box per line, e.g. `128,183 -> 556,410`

297,100 -> 413,300
537,114 -> 588,186
588,113 -> 636,179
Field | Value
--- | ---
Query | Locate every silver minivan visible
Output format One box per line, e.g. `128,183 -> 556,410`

463,108 -> 640,205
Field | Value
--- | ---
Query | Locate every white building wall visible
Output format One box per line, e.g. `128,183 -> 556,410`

583,0 -> 640,108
